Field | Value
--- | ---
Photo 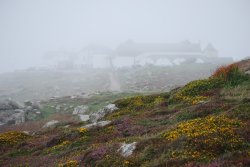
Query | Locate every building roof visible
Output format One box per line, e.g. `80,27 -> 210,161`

115,40 -> 202,57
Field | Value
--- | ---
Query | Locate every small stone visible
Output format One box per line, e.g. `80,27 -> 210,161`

64,125 -> 70,128
22,131 -> 29,135
42,120 -> 59,128
118,142 -> 137,157
79,114 -> 90,122
83,121 -> 111,129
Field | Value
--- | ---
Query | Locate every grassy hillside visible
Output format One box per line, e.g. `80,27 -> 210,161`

0,61 -> 250,167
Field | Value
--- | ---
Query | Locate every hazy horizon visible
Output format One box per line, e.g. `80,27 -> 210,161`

1,0 -> 250,73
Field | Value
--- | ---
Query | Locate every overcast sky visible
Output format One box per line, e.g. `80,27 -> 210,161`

0,0 -> 250,72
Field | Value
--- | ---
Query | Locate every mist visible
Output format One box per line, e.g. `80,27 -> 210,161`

0,0 -> 250,73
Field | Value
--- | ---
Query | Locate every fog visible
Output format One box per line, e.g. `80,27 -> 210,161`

0,0 -> 250,73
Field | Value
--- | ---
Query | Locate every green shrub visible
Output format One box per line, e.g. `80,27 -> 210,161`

212,64 -> 249,87
171,78 -> 222,105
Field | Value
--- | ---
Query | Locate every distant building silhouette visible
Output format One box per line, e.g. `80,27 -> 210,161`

45,40 -> 233,70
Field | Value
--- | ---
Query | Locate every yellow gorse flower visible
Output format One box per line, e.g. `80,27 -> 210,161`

162,115 -> 245,160
58,160 -> 78,167
78,127 -> 88,135
0,131 -> 29,146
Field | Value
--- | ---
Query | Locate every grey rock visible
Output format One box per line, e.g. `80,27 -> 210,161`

73,105 -> 88,115
64,125 -> 70,128
89,112 -> 103,123
118,142 -> 137,157
22,131 -> 29,135
104,104 -> 118,112
42,120 -> 59,128
12,109 -> 26,124
25,106 -> 33,112
0,99 -> 23,110
83,120 -> 111,129
55,105 -> 61,112
79,114 -> 90,122
89,104 -> 118,122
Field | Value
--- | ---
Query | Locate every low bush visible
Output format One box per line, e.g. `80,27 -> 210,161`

170,64 -> 249,105
0,131 -> 30,146
46,140 -> 71,154
172,78 -> 222,104
58,160 -> 78,167
212,64 -> 249,87
162,115 -> 246,161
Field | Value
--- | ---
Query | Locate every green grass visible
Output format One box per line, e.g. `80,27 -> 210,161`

40,105 -> 55,120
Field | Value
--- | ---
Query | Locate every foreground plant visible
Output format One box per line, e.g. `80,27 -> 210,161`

162,115 -> 246,161
211,63 -> 249,86
0,131 -> 30,146
58,160 -> 78,167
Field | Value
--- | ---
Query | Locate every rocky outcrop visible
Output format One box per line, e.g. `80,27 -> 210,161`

0,100 -> 25,125
89,104 -> 118,123
80,104 -> 118,129
0,99 -> 42,126
0,100 -> 23,110
11,109 -> 26,124
72,105 -> 88,115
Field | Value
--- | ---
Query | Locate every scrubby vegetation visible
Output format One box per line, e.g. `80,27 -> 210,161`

162,115 -> 246,161
171,63 -> 249,105
172,78 -> 222,104
212,64 -> 249,86
0,62 -> 250,166
0,131 -> 30,146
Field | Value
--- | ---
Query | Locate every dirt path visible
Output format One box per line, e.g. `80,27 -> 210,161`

109,72 -> 121,92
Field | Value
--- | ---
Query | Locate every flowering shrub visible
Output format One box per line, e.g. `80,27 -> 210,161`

58,160 -> 78,167
173,79 -> 222,104
162,115 -> 246,160
0,131 -> 29,146
123,160 -> 131,166
108,94 -> 167,119
176,95 -> 208,105
78,127 -> 88,135
132,96 -> 144,107
104,125 -> 115,133
47,140 -> 70,153
153,96 -> 165,106
115,94 -> 167,110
